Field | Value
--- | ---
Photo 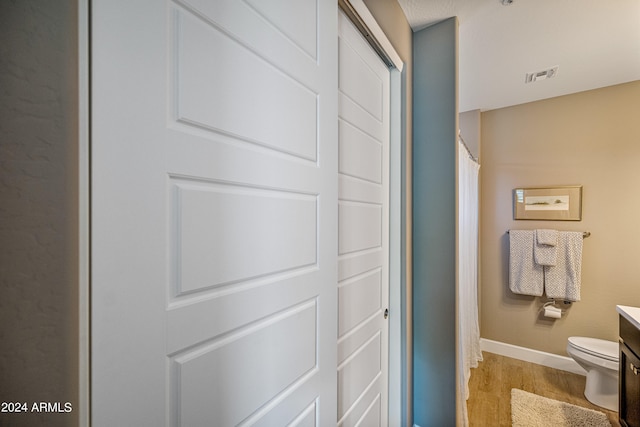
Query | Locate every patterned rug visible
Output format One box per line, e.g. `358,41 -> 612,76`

511,389 -> 612,427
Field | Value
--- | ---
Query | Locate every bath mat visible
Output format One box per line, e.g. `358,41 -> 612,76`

511,389 -> 611,427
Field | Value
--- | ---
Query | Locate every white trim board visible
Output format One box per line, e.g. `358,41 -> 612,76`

480,338 -> 586,376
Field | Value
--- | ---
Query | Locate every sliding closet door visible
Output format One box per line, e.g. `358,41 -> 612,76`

338,10 -> 391,427
91,0 -> 338,425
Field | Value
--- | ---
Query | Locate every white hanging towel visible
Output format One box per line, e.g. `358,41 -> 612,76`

544,231 -> 583,301
534,229 -> 558,266
509,230 -> 544,296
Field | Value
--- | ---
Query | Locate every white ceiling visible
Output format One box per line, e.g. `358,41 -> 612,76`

397,0 -> 640,112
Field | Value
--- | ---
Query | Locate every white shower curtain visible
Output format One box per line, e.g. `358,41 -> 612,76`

456,139 -> 482,427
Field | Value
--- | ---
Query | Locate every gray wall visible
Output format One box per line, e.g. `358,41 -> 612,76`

412,17 -> 458,426
0,1 -> 79,426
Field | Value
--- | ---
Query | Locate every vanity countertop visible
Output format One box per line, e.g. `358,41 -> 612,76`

617,305 -> 640,330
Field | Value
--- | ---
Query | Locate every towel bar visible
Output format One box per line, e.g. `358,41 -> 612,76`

506,230 -> 590,238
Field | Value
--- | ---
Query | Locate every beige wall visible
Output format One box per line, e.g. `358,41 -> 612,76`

363,0 -> 413,66
480,80 -> 640,356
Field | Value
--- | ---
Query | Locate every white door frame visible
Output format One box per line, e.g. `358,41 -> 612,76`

388,67 -> 405,427
78,0 -> 405,424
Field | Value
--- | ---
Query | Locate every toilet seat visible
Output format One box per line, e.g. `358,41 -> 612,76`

568,337 -> 618,362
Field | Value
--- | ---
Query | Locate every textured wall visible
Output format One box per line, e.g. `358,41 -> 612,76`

480,80 -> 640,356
0,1 -> 78,426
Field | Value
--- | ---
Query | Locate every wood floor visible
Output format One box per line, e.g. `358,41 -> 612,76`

467,351 -> 620,426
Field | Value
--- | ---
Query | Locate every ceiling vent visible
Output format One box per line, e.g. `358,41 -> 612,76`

525,66 -> 559,83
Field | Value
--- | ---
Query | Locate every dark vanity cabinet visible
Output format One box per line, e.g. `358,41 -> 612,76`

620,314 -> 640,427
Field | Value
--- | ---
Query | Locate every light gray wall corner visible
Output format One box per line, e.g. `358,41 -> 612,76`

411,17 -> 458,427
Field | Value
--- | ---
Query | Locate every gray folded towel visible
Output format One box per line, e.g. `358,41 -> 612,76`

544,231 -> 583,302
534,229 -> 558,266
509,230 -> 544,296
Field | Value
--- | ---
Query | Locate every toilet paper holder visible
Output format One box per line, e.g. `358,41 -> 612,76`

543,299 -> 572,306
541,300 -> 564,318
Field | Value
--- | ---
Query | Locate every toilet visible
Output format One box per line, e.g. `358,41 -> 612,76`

566,336 -> 619,411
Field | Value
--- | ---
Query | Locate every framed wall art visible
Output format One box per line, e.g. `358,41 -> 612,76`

513,185 -> 582,221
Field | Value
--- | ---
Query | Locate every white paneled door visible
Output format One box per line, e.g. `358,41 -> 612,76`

91,0 -> 337,425
337,11 -> 391,427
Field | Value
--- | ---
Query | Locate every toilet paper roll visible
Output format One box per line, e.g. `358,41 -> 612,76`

544,306 -> 562,319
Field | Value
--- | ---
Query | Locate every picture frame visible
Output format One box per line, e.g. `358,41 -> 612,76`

513,185 -> 582,221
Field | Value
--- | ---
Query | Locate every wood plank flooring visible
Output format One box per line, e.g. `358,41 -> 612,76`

467,351 -> 620,426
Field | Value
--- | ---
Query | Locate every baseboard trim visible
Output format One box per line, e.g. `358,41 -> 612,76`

480,338 -> 586,376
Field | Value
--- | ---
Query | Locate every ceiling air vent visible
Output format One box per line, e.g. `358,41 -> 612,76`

525,66 -> 559,83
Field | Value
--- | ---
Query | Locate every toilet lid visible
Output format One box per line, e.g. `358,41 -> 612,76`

568,336 -> 618,362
